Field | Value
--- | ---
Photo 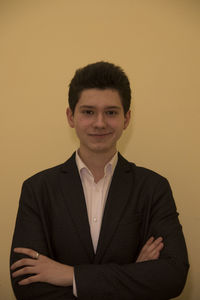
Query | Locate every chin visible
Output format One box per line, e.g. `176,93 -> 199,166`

89,144 -> 114,154
90,147 -> 107,153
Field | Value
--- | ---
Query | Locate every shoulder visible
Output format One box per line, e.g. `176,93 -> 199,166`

23,153 -> 76,187
118,153 -> 170,188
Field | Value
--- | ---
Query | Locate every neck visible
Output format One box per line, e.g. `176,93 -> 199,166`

78,148 -> 117,182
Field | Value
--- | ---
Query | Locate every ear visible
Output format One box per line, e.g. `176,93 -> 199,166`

66,107 -> 75,128
123,110 -> 131,129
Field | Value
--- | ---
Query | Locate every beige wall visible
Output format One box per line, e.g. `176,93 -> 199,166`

1,0 -> 199,298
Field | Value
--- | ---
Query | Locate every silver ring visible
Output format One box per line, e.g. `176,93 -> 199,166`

35,252 -> 40,259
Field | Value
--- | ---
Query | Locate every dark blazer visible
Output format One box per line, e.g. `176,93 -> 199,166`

10,153 -> 189,300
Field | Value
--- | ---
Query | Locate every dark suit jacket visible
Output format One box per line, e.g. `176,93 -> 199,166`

10,153 -> 189,300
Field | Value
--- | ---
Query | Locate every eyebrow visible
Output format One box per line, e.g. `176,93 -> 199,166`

79,105 -> 121,110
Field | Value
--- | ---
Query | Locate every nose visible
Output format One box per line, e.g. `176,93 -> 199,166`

93,113 -> 106,128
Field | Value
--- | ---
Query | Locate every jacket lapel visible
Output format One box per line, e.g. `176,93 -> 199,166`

59,153 -> 95,262
94,154 -> 134,263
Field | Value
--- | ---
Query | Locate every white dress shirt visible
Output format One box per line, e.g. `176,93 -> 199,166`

73,150 -> 118,295
75,150 -> 118,251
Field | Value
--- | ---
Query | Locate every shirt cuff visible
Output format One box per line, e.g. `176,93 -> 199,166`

73,272 -> 78,297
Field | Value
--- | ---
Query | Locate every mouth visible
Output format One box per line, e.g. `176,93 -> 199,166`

88,133 -> 112,137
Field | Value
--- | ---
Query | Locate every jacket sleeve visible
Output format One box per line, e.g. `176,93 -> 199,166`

10,181 -> 76,300
74,177 -> 189,300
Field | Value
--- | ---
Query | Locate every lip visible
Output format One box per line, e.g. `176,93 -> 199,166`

88,133 -> 112,137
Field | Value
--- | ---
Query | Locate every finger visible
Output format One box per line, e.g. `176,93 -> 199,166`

144,237 -> 155,246
143,237 -> 163,253
18,274 -> 40,285
138,238 -> 163,259
136,238 -> 164,262
14,248 -> 39,259
139,237 -> 155,254
11,258 -> 36,271
148,242 -> 164,259
149,237 -> 163,247
149,238 -> 163,252
155,241 -> 164,253
153,237 -> 163,245
12,266 -> 37,278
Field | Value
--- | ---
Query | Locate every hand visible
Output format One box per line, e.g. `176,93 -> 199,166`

11,248 -> 74,286
136,236 -> 164,262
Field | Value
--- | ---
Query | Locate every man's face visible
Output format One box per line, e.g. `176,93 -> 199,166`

67,88 -> 130,155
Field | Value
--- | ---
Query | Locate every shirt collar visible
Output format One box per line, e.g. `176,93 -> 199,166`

75,150 -> 118,178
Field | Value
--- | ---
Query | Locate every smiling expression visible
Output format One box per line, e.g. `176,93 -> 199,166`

67,88 -> 130,156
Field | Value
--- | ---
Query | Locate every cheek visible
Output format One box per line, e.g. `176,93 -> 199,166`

74,117 -> 86,127
109,119 -> 124,131
74,120 -> 90,133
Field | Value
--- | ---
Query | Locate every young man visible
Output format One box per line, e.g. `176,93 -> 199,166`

10,62 -> 189,300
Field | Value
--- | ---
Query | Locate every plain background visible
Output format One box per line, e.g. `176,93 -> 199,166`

0,0 -> 199,299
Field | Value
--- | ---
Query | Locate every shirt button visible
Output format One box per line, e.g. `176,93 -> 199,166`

93,217 -> 97,222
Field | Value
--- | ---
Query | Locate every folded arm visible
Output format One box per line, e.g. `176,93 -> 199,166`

10,177 -> 189,300
74,178 -> 189,300
10,236 -> 163,294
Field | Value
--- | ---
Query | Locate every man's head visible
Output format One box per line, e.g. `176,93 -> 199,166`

68,61 -> 131,114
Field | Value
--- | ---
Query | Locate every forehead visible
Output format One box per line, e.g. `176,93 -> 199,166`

77,88 -> 123,108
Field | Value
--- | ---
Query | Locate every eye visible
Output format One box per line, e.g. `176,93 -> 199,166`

105,110 -> 118,116
82,110 -> 94,115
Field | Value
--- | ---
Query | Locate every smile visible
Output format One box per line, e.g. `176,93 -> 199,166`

88,133 -> 112,137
